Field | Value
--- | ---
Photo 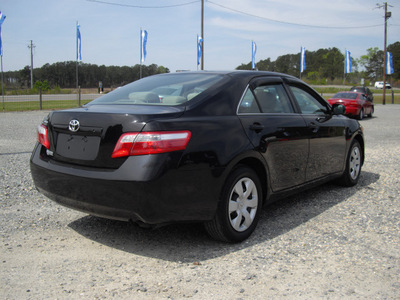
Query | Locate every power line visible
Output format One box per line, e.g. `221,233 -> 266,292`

86,0 -> 199,8
86,0 -> 386,29
207,1 -> 383,30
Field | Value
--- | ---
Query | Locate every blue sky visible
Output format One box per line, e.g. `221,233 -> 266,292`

1,0 -> 399,72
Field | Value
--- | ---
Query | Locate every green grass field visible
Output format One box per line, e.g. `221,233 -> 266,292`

1,89 -> 399,112
370,94 -> 400,104
321,93 -> 400,104
2,100 -> 90,112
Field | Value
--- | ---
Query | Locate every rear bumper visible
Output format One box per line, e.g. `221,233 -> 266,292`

30,144 -> 221,224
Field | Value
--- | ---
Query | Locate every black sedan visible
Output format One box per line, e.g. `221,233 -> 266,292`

350,86 -> 373,102
30,71 -> 364,242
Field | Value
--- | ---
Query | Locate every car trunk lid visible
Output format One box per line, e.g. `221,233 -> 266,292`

44,104 -> 185,169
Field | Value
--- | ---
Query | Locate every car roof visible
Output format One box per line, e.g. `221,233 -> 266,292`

171,70 -> 298,81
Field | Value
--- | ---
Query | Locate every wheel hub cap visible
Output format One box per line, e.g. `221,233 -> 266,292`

228,177 -> 258,232
349,146 -> 361,180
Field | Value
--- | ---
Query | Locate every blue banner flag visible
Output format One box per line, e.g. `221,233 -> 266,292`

0,11 -> 6,56
387,52 -> 394,75
345,50 -> 352,74
140,29 -> 148,63
251,41 -> 257,69
76,23 -> 82,61
300,47 -> 306,73
197,35 -> 203,66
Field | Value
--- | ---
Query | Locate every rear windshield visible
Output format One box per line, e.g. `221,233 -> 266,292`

333,92 -> 358,99
88,73 -> 224,106
350,87 -> 366,93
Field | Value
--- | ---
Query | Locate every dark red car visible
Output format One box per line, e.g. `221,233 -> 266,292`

328,91 -> 374,120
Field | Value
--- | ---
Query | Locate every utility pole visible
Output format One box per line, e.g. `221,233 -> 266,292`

201,0 -> 204,70
377,2 -> 392,105
28,40 -> 35,89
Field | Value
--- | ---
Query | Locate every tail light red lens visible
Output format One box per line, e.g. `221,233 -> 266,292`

112,131 -> 191,158
349,100 -> 359,107
37,124 -> 50,149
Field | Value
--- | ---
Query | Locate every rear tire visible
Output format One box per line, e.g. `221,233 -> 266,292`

337,140 -> 362,187
205,166 -> 262,243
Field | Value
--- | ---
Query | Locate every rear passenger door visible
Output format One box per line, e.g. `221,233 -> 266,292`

286,81 -> 347,181
237,77 -> 309,191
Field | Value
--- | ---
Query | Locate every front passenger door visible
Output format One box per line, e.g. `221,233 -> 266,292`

288,83 -> 346,181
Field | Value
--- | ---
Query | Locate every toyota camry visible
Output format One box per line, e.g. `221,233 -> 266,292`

30,71 -> 364,242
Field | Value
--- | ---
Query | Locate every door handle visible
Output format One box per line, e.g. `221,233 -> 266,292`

249,123 -> 264,132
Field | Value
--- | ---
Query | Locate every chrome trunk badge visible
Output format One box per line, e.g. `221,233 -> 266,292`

69,119 -> 80,132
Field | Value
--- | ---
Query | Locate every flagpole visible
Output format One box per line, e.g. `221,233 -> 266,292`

300,47 -> 306,80
252,41 -> 253,70
1,55 -> 4,112
300,47 -> 302,80
343,49 -> 346,88
140,28 -> 142,79
201,0 -> 204,70
251,41 -> 256,70
383,2 -> 388,105
76,21 -> 79,104
196,35 -> 199,71
0,11 -> 5,112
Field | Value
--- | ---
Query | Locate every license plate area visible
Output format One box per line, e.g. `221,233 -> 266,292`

56,134 -> 100,160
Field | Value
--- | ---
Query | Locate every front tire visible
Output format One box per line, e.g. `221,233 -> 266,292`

368,107 -> 374,118
357,109 -> 364,120
205,166 -> 262,243
337,140 -> 362,187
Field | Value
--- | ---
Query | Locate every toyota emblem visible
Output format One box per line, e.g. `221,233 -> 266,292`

69,119 -> 80,132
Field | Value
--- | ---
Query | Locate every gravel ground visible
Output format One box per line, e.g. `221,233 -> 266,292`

1,106 -> 399,299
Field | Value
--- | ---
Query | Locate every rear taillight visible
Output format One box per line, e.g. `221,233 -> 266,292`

349,100 -> 359,107
112,131 -> 191,158
37,124 -> 50,149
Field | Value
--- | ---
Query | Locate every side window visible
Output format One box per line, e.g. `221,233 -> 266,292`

290,86 -> 328,114
254,84 -> 294,113
238,83 -> 294,114
238,88 -> 261,113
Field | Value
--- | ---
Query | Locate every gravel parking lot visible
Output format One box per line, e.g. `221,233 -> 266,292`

1,106 -> 399,299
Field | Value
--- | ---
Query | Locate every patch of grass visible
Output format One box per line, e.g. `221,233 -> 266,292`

313,87 -> 342,94
2,100 -> 82,112
313,86 -> 400,95
6,88 -> 73,96
322,93 -> 400,104
372,94 -> 400,104
372,88 -> 400,94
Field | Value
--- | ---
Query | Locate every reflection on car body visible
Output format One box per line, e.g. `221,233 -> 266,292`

31,71 -> 364,242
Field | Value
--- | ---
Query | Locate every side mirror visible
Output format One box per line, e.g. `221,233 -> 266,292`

332,104 -> 346,115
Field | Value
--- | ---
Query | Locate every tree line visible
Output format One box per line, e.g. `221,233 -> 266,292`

3,63 -> 170,91
2,42 -> 399,91
238,42 -> 400,86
